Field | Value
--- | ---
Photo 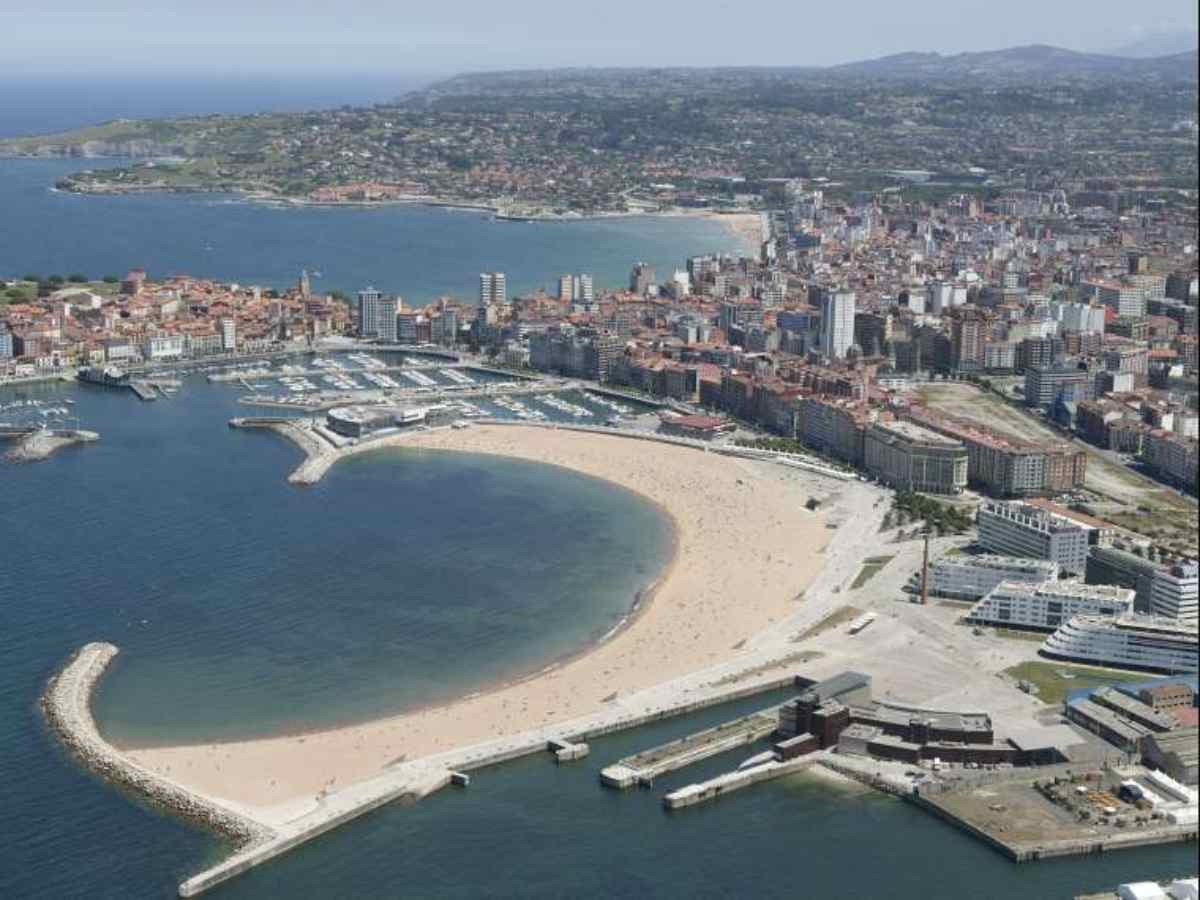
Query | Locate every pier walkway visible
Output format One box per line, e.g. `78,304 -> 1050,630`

601,706 -> 780,788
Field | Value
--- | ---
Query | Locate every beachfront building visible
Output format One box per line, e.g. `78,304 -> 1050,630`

976,500 -> 1094,575
928,554 -> 1059,601
969,580 -> 1134,631
1042,614 -> 1200,674
357,287 -> 382,338
863,419 -> 968,494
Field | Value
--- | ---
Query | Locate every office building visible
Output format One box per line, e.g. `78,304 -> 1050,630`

479,272 -> 506,307
969,580 -> 1134,631
1151,563 -> 1199,624
817,287 -> 855,359
976,500 -> 1094,575
219,317 -> 236,352
1024,365 -> 1093,409
357,287 -> 382,338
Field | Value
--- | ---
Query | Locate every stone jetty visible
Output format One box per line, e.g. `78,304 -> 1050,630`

41,643 -> 273,848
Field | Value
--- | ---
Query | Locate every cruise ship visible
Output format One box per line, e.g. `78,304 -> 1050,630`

1042,613 -> 1199,674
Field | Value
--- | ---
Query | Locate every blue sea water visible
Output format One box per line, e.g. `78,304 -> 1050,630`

0,77 -> 433,138
0,85 -> 1194,898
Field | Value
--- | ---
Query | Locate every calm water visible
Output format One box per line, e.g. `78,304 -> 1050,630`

0,105 -> 1193,893
0,158 -> 746,301
2,379 -> 1194,899
0,77 -> 434,138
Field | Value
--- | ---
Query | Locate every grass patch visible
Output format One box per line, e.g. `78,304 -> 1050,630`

1003,660 -> 1142,705
850,555 -> 894,590
793,606 -> 862,642
992,628 -> 1047,643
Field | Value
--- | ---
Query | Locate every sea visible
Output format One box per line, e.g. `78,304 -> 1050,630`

1,82 -> 1194,898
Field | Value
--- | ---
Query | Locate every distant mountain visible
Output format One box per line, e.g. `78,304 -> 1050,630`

1105,30 -> 1199,59
830,43 -> 1198,81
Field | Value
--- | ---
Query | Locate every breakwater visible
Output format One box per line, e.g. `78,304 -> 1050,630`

41,643 -> 272,848
5,429 -> 99,462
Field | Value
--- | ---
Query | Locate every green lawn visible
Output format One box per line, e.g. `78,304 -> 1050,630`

1003,660 -> 1142,705
850,555 -> 895,590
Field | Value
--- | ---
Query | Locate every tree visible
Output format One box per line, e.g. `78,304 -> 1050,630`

67,272 -> 88,283
102,275 -> 120,284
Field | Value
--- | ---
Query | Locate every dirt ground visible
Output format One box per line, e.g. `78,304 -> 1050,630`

917,383 -> 1198,556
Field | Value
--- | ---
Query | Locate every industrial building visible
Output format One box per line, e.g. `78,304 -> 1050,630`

928,554 -> 1059,601
968,580 -> 1134,631
1144,727 -> 1199,786
976,500 -> 1095,575
863,419 -> 968,495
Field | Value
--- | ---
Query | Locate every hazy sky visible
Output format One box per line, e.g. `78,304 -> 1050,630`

10,0 -> 1199,78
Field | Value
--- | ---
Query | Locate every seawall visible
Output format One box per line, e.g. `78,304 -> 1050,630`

41,643 -> 272,848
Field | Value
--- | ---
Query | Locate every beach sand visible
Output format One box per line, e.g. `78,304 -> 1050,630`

124,426 -> 829,812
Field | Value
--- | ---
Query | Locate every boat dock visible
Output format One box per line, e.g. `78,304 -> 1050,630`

662,750 -> 826,809
600,706 -> 780,789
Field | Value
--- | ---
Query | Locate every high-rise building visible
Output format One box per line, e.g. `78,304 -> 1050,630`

817,288 -> 855,359
479,272 -> 506,307
0,324 -> 13,359
629,262 -> 656,295
219,317 -> 236,352
976,500 -> 1094,575
375,297 -> 399,343
357,287 -> 382,337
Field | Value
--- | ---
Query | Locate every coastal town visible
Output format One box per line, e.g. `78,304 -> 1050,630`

9,158 -> 1199,898
3,33 -> 1199,900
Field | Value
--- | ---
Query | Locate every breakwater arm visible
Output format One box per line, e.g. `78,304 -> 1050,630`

41,643 -> 272,847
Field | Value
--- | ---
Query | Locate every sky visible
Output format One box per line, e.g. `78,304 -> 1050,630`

8,0 -> 1198,79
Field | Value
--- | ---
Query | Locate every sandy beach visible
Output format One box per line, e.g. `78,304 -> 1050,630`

124,425 -> 829,813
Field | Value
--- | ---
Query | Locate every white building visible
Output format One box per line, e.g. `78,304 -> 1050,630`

1042,614 -> 1198,674
375,296 -> 399,343
479,272 -> 506,307
928,554 -> 1059,601
142,334 -> 185,360
970,580 -> 1134,631
1051,300 -> 1106,335
220,317 -> 237,352
357,287 -> 382,337
976,500 -> 1094,575
818,288 -> 855,359
1151,563 -> 1199,624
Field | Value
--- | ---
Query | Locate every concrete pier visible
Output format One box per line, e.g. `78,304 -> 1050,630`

548,738 -> 590,762
600,706 -> 780,789
662,750 -> 826,809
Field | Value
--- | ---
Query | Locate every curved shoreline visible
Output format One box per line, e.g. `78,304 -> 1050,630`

40,642 -> 272,846
121,424 -> 849,810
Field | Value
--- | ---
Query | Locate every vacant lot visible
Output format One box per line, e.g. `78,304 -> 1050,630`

918,382 -> 1198,555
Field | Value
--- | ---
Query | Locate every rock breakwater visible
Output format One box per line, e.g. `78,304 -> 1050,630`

41,642 -> 272,848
